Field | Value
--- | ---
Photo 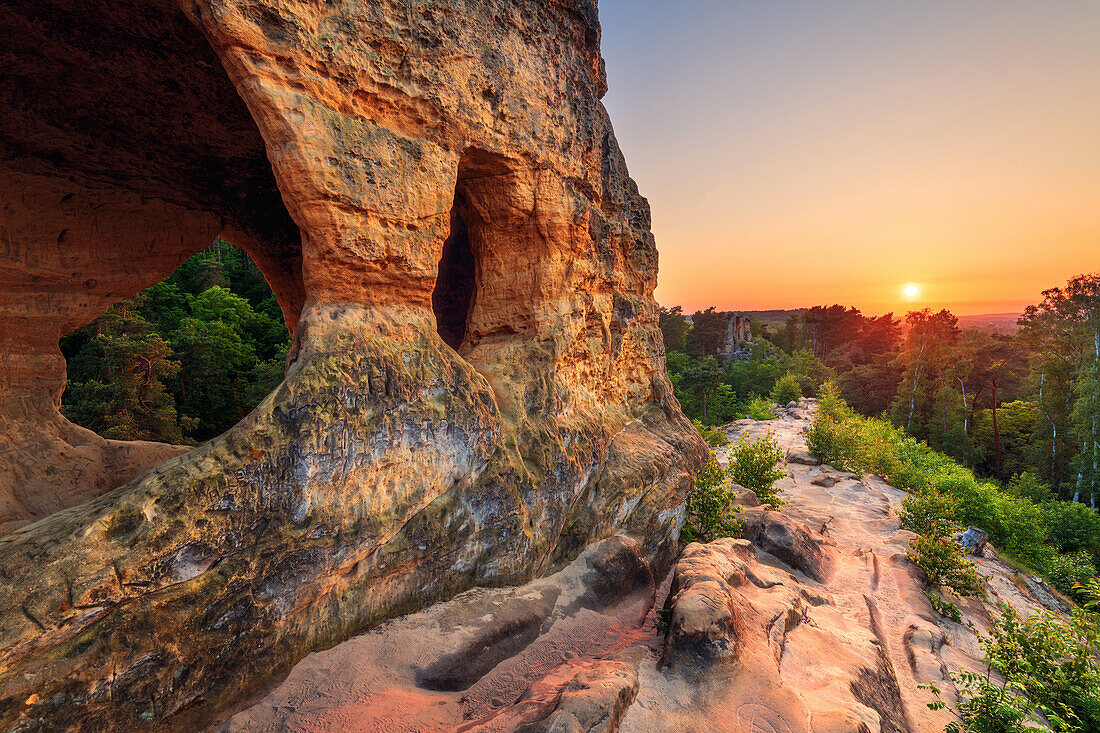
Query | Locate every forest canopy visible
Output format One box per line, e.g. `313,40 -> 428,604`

61,239 -> 290,445
661,273 -> 1100,506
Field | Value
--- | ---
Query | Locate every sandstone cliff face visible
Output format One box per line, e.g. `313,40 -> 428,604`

0,1 -> 704,729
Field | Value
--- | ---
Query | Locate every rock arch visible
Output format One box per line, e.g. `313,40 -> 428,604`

0,0 -> 705,729
0,0 -> 305,531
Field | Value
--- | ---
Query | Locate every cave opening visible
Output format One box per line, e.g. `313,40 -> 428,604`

59,239 -> 291,447
0,0 -> 307,529
432,205 -> 477,351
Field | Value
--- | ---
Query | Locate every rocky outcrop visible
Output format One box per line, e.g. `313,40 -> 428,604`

217,406 -> 1072,732
0,1 -> 704,729
222,535 -> 656,732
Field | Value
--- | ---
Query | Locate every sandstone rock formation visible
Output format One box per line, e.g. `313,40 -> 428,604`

222,405 -> 1069,733
0,1 -> 704,729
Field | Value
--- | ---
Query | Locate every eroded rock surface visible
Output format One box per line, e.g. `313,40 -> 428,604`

221,404 -> 1067,732
0,1 -> 703,729
223,536 -> 655,732
622,404 -> 1066,733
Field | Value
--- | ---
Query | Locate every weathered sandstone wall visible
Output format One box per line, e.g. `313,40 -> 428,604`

0,0 -> 704,729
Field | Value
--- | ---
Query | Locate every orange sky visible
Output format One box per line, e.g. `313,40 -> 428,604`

599,1 -> 1100,317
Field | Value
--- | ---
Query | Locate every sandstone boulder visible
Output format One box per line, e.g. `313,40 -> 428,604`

787,450 -> 822,466
0,1 -> 704,729
740,507 -> 833,582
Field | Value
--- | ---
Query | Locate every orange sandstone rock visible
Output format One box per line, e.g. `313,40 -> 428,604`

0,0 -> 703,730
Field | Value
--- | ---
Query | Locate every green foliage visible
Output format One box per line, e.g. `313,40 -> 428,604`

729,432 -> 787,508
908,534 -> 986,597
658,306 -> 689,352
770,372 -> 803,404
1042,501 -> 1100,557
62,297 -> 186,444
724,342 -> 786,399
1007,472 -> 1053,503
1047,551 -> 1098,600
786,349 -> 836,397
654,607 -> 673,636
972,401 -> 1041,480
924,590 -> 963,623
682,456 -> 741,543
983,605 -> 1100,731
922,673 -> 1042,733
62,240 -> 290,445
693,419 -> 729,448
745,396 -> 777,421
900,488 -> 959,537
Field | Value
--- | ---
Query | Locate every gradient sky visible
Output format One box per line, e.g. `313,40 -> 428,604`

598,0 -> 1100,316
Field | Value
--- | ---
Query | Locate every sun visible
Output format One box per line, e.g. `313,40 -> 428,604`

903,283 -> 920,299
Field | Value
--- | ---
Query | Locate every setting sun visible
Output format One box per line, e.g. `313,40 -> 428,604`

903,283 -> 920,299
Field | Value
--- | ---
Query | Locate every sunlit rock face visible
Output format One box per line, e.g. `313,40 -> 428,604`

0,0 -> 704,729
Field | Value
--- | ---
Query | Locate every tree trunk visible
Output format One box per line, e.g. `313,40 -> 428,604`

907,343 -> 925,433
1038,369 -> 1058,485
992,379 -> 1002,481
957,376 -> 969,465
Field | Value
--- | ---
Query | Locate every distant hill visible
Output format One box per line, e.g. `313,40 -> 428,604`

955,312 -> 1021,334
738,309 -> 807,329
722,309 -> 1020,334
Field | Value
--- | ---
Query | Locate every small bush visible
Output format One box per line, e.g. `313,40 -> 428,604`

909,534 -> 986,598
922,671 -> 1040,733
1047,550 -> 1097,599
730,432 -> 787,508
682,456 -> 740,543
1042,501 -> 1100,557
983,605 -> 1100,732
1008,472 -> 1053,503
900,487 -> 958,537
925,590 -> 963,623
770,372 -> 802,404
693,418 -> 729,448
744,396 -> 777,421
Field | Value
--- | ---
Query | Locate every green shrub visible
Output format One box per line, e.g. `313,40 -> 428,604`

922,671 -> 1040,733
1047,551 -> 1098,599
682,456 -> 740,543
770,372 -> 803,404
1008,472 -> 1053,503
744,396 -> 777,421
900,488 -> 959,537
925,590 -> 963,623
986,493 -> 1048,570
1042,501 -> 1100,557
815,381 -> 850,422
729,432 -> 787,509
983,605 -> 1100,732
693,418 -> 729,448
810,386 -> 1100,597
908,534 -> 986,598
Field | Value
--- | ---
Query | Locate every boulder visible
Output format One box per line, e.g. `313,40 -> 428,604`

536,656 -> 641,733
958,526 -> 990,555
0,1 -> 704,729
740,507 -> 832,582
787,450 -> 823,466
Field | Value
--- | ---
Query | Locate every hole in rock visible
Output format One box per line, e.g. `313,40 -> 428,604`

432,206 -> 476,351
59,239 -> 290,446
